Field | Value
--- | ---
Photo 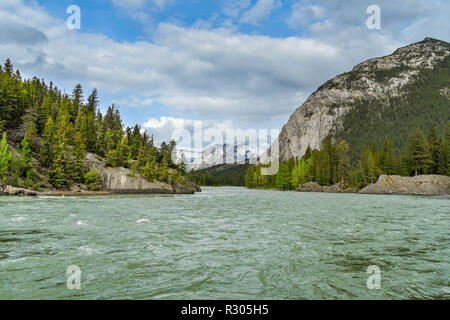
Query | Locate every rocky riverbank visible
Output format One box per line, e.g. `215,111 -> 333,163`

295,175 -> 450,195
359,175 -> 450,195
0,153 -> 201,196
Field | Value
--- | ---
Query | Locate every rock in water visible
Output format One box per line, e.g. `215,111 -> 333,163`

359,175 -> 450,195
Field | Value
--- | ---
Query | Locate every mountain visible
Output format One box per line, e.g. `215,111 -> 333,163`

186,143 -> 255,171
266,37 -> 450,164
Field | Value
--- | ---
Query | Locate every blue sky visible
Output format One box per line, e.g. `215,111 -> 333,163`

0,0 -> 449,144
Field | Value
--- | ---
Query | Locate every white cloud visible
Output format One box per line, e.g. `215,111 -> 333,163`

288,4 -> 326,29
240,0 -> 278,26
143,116 -> 237,146
222,0 -> 252,18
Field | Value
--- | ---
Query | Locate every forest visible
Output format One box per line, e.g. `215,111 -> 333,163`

0,59 -> 187,191
188,164 -> 249,186
245,124 -> 450,190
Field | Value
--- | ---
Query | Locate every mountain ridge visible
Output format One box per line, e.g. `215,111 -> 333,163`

265,37 -> 450,163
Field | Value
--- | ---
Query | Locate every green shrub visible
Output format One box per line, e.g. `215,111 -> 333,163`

84,168 -> 102,191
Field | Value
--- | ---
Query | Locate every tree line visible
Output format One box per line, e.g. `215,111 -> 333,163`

0,59 -> 187,190
245,123 -> 450,190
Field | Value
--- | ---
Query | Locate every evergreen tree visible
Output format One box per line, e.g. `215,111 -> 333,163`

25,120 -> 37,149
275,162 -> 291,190
438,138 -> 449,175
360,148 -> 379,186
72,131 -> 86,182
87,88 -> 98,114
49,142 -> 71,189
17,138 -> 33,179
0,132 -> 12,182
40,116 -> 55,167
71,84 -> 84,118
336,140 -> 351,185
402,128 -> 433,176
427,125 -> 440,174
379,138 -> 397,175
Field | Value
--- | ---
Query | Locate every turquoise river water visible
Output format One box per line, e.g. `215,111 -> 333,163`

0,187 -> 449,299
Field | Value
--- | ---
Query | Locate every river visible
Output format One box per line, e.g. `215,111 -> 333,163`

0,187 -> 449,299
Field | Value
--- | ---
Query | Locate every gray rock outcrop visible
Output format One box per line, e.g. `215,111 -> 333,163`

84,153 -> 200,194
359,175 -> 450,195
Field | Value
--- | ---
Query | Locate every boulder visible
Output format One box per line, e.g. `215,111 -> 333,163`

296,182 -> 323,192
359,175 -> 450,195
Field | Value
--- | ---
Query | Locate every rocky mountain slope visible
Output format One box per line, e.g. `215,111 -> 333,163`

266,37 -> 450,163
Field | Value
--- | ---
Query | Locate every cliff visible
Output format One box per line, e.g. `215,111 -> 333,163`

359,175 -> 450,195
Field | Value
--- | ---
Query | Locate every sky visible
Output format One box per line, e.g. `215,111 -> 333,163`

0,0 -> 449,145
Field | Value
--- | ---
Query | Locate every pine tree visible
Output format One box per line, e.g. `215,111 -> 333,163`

72,131 -> 86,182
49,142 -> 71,189
336,140 -> 351,185
160,158 -> 169,182
275,162 -> 291,190
437,122 -> 450,176
40,116 -> 55,167
402,128 -> 433,176
427,125 -> 440,174
71,84 -> 84,117
25,120 -> 37,149
3,59 -> 13,75
87,88 -> 98,114
379,138 -> 397,175
360,148 -> 379,186
438,138 -> 449,175
0,132 -> 12,182
17,138 -> 33,179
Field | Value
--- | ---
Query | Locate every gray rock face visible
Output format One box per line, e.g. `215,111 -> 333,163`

264,38 -> 450,162
84,153 -> 200,194
296,182 -> 323,192
359,175 -> 450,195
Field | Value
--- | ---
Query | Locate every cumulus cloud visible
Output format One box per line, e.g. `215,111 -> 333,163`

143,116 -> 237,147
